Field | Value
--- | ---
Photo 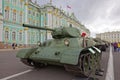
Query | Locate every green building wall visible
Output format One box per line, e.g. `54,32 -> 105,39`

2,0 -> 42,48
1,0 -> 90,48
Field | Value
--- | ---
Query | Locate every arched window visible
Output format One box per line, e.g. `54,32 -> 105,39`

5,6 -> 9,19
13,10 -> 16,21
20,0 -> 23,8
12,31 -> 16,41
69,24 -> 72,27
5,31 -> 9,40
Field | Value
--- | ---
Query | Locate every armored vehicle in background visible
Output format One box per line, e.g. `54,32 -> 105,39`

93,38 -> 109,52
101,40 -> 109,48
17,24 -> 102,77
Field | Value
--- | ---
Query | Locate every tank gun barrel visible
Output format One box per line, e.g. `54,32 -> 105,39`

23,24 -> 55,31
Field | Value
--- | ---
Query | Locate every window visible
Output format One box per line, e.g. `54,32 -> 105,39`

20,1 -> 22,8
70,24 -> 72,27
28,10 -> 31,14
31,11 -> 33,15
37,21 -> 39,26
28,18 -> 30,24
5,31 -> 9,40
5,9 -> 9,19
13,10 -> 17,21
19,32 -> 22,41
44,13 -> 47,25
20,0 -> 23,6
36,13 -> 39,17
27,32 -> 30,43
5,0 -> 10,3
20,11 -> 22,23
32,32 -> 35,42
33,12 -> 35,16
12,32 -> 16,41
14,0 -> 17,6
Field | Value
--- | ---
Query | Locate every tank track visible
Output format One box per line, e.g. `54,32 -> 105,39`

64,52 -> 100,77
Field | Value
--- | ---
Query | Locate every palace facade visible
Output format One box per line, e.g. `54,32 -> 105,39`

0,0 -> 90,48
96,31 -> 120,43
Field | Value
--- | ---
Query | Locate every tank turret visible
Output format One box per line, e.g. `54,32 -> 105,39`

23,24 -> 80,38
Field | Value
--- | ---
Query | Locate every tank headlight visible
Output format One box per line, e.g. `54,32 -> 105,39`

64,39 -> 70,46
37,41 -> 41,46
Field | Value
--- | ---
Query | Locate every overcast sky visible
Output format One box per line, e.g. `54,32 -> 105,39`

33,0 -> 120,37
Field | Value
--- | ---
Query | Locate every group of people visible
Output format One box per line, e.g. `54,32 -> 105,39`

112,42 -> 120,52
12,43 -> 17,49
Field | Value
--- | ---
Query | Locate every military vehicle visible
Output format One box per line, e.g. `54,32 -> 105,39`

16,24 -> 102,77
93,38 -> 107,51
101,40 -> 109,48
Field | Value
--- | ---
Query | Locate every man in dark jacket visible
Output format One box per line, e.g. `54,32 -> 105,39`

113,42 -> 118,52
12,43 -> 15,49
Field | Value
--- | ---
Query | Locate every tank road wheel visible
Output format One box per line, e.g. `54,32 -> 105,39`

95,53 -> 101,65
93,53 -> 104,76
92,52 -> 101,70
87,54 -> 95,71
80,54 -> 93,77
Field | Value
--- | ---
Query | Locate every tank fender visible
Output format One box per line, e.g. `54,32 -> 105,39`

92,46 -> 101,53
60,49 -> 82,65
16,48 -> 38,58
87,47 -> 96,54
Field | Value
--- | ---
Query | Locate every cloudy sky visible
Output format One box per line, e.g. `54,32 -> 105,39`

33,0 -> 120,37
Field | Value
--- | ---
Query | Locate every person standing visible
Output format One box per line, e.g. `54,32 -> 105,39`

113,42 -> 118,52
117,42 -> 120,52
15,43 -> 17,49
12,43 -> 15,49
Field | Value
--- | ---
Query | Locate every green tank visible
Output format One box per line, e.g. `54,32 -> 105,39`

93,38 -> 107,51
16,24 -> 102,77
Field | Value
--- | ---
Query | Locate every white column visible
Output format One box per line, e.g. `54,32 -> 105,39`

24,0 -> 28,45
0,0 -> 3,42
47,13 -> 50,27
51,13 -> 53,28
0,26 -> 3,42
48,13 -> 52,28
0,16 -> 3,42
56,16 -> 59,27
25,0 -> 28,24
50,13 -> 52,28
53,14 -> 56,28
0,0 -> 2,13
25,30 -> 28,44
59,18 -> 62,27
57,17 -> 60,27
